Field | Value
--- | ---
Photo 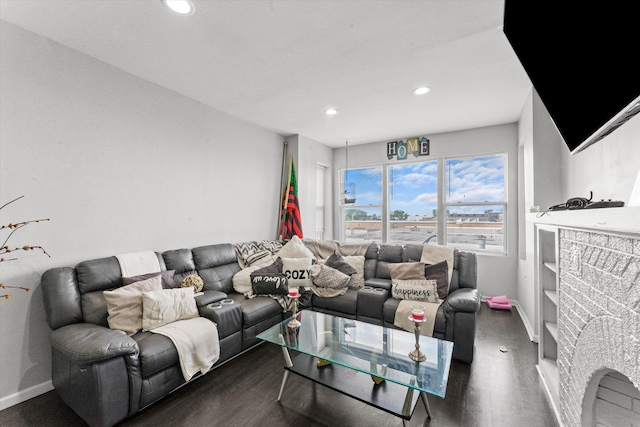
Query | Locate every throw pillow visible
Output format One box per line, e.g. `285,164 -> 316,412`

245,249 -> 274,267
181,274 -> 204,293
253,258 -> 283,275
122,270 -> 176,289
344,255 -> 365,289
281,257 -> 313,287
388,262 -> 426,281
104,275 -> 163,336
277,235 -> 316,260
309,264 -> 351,289
251,273 -> 289,295
391,279 -> 439,302
325,251 -> 357,276
141,287 -> 199,331
232,265 -> 262,296
425,260 -> 450,299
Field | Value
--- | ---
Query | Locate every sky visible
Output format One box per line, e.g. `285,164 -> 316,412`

345,154 -> 505,217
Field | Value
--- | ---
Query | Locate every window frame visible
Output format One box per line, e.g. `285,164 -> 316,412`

337,152 -> 508,255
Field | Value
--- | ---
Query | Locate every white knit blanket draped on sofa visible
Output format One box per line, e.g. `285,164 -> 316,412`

115,251 -> 219,381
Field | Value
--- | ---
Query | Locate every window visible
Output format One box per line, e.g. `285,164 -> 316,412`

388,160 -> 438,245
315,164 -> 326,240
341,166 -> 382,243
444,154 -> 506,253
340,153 -> 507,254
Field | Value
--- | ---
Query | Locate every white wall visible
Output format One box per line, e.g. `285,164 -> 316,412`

560,114 -> 640,205
331,124 -> 520,299
0,21 -> 284,408
515,90 -> 640,341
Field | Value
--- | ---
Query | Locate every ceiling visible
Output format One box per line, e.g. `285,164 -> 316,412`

0,0 -> 532,148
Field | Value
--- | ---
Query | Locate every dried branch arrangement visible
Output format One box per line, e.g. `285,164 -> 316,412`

0,196 -> 50,299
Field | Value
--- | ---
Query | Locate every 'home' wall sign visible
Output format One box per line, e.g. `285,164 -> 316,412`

386,137 -> 430,160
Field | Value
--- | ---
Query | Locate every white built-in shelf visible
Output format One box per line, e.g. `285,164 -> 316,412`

544,289 -> 558,306
545,321 -> 558,341
543,261 -> 557,273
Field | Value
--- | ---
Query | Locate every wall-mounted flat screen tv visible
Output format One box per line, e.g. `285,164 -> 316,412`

503,2 -> 640,154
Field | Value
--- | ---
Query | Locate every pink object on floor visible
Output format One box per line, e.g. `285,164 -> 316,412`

487,295 -> 512,310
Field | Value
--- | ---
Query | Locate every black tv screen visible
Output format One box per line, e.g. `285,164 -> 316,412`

503,2 -> 640,154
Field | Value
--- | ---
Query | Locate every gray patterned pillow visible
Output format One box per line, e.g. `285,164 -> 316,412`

391,279 -> 439,302
310,264 -> 350,289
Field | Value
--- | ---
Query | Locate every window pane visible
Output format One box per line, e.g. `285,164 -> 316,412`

344,207 -> 381,243
445,154 -> 505,203
445,205 -> 505,252
343,167 -> 382,206
388,161 -> 438,245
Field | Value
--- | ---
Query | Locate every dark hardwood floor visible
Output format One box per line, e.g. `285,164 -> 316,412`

0,303 -> 559,427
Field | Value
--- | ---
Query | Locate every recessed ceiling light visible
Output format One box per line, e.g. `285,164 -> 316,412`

325,108 -> 338,115
412,86 -> 431,95
163,0 -> 195,15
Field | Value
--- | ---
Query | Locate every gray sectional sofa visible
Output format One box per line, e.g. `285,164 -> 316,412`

41,240 -> 480,427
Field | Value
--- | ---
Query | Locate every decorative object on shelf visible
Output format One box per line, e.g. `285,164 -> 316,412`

343,140 -> 356,204
0,196 -> 50,300
408,305 -> 427,362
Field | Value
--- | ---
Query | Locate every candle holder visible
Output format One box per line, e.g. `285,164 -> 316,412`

287,289 -> 300,328
408,305 -> 427,362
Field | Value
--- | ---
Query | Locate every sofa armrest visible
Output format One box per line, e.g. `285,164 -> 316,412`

50,323 -> 139,366
443,288 -> 480,313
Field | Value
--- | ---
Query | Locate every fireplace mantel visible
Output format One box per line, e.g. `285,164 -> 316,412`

530,206 -> 640,236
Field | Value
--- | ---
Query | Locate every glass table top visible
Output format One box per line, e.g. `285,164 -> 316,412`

256,310 -> 453,397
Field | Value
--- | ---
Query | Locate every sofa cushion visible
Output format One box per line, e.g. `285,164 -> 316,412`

344,255 -> 365,288
123,270 -> 177,289
141,287 -> 199,331
424,260 -> 450,299
324,251 -> 357,276
133,331 -> 179,378
281,257 -> 313,287
277,235 -> 316,259
311,288 -> 358,316
388,262 -> 426,280
310,264 -> 350,289
391,279 -> 439,302
236,295 -> 283,327
250,273 -> 288,295
103,275 -> 163,336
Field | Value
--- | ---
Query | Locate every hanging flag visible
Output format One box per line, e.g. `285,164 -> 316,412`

279,157 -> 303,240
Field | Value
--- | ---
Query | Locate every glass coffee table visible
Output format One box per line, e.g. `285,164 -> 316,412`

256,310 -> 453,426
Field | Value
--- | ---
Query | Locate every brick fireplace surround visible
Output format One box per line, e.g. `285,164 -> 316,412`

545,208 -> 640,427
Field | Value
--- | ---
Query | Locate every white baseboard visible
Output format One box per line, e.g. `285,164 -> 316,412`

510,299 -> 538,343
0,380 -> 54,411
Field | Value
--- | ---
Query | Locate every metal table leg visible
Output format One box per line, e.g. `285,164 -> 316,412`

277,335 -> 293,402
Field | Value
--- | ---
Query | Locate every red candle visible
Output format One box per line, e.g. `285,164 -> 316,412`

288,287 -> 299,298
411,306 -> 425,321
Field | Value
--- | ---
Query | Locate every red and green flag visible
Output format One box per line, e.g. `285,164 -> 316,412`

279,158 -> 303,240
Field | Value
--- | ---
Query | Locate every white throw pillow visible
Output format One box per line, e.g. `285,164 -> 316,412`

142,287 -> 199,331
276,235 -> 316,260
104,275 -> 163,336
281,257 -> 313,287
391,279 -> 439,302
232,265 -> 262,296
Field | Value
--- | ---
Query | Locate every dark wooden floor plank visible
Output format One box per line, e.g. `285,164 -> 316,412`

0,303 -> 559,427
